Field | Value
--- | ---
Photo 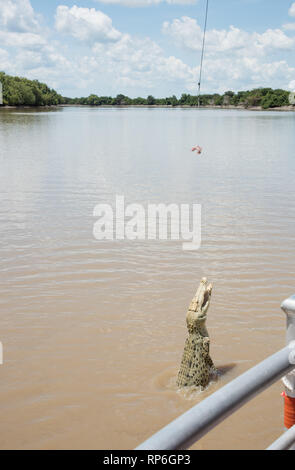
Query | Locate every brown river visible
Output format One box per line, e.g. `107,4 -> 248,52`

0,106 -> 295,450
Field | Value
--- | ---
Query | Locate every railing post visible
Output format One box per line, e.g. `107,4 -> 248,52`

281,296 -> 295,448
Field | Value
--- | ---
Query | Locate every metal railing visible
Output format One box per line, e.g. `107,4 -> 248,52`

136,295 -> 295,450
267,425 -> 295,450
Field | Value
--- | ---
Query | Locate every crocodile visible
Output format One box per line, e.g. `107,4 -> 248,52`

177,278 -> 215,389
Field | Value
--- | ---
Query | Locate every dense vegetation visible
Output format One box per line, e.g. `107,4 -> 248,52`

0,71 -> 293,109
0,72 -> 63,106
59,88 -> 293,109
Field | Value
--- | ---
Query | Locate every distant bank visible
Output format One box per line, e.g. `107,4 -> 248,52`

0,71 -> 294,111
59,104 -> 295,112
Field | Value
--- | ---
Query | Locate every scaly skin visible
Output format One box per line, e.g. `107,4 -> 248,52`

177,278 -> 215,389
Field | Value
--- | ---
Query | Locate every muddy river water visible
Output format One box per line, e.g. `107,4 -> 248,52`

0,106 -> 295,449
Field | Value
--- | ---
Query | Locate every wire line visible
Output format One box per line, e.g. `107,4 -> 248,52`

198,0 -> 209,107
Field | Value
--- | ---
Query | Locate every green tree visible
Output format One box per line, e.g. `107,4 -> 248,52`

0,72 -> 62,106
147,95 -> 156,105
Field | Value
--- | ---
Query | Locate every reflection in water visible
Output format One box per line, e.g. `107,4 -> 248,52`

0,107 -> 295,449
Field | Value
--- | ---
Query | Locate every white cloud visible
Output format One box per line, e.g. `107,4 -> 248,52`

0,0 -> 46,49
0,1 -> 295,97
0,1 -> 75,92
195,55 -> 295,94
53,5 -> 200,93
15,46 -> 72,71
55,6 -> 121,42
289,2 -> 295,17
0,31 -> 46,48
94,0 -> 196,5
163,18 -> 260,56
0,0 -> 41,33
91,33 -> 198,92
163,17 -> 295,55
253,28 -> 294,50
283,22 -> 295,30
0,47 -> 10,70
162,18 -> 252,54
161,16 -> 295,94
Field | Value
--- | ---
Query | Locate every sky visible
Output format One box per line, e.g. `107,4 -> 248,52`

0,0 -> 295,98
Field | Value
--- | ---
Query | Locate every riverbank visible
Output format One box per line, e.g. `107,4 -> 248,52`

199,104 -> 295,112
0,105 -> 60,109
1,104 -> 294,112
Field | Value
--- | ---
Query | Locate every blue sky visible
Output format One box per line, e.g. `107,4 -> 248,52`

0,0 -> 295,97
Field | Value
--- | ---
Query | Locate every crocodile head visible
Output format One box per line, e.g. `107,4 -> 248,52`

186,278 -> 213,331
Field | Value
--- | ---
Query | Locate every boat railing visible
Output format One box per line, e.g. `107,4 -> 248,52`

136,295 -> 295,451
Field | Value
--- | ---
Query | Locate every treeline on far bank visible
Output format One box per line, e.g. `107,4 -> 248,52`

0,71 -> 293,109
64,88 -> 291,109
0,71 -> 63,106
